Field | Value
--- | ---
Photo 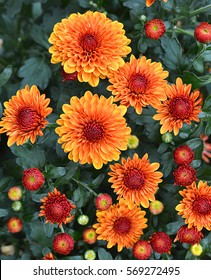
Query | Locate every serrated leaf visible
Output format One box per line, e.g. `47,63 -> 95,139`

44,223 -> 58,238
98,247 -> 113,260
0,65 -> 12,87
160,37 -> 185,71
10,145 -> 46,169
18,57 -> 51,90
30,24 -> 50,49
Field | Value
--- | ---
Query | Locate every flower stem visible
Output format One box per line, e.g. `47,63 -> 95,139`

185,44 -> 207,72
72,178 -> 98,197
172,4 -> 211,22
59,225 -> 65,233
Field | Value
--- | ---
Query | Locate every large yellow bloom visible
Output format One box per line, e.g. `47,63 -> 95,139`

49,11 -> 131,87
108,153 -> 163,207
153,78 -> 202,135
55,91 -> 131,169
93,198 -> 148,252
0,85 -> 52,146
146,0 -> 168,7
107,55 -> 168,114
176,180 -> 211,231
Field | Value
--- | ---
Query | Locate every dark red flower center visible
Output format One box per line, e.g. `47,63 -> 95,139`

169,96 -> 193,120
124,169 -> 145,190
45,197 -> 71,223
17,107 -> 40,131
193,196 -> 211,215
114,217 -> 131,234
80,33 -> 98,52
128,74 -> 147,94
83,121 -> 103,142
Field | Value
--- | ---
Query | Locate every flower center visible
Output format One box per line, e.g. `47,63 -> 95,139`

17,107 -> 40,131
83,121 -> 103,142
193,196 -> 211,215
169,96 -> 193,120
114,217 -> 131,234
80,33 -> 98,52
128,74 -> 147,94
124,169 -> 145,190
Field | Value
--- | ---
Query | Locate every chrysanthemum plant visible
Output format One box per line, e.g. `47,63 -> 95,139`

0,0 -> 211,260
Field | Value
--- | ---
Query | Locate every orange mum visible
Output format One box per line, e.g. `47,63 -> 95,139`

49,11 -> 131,87
55,91 -> 131,169
93,198 -> 147,252
176,180 -> 211,231
0,85 -> 52,146
153,78 -> 202,135
107,55 -> 168,114
108,153 -> 163,207
146,0 -> 168,7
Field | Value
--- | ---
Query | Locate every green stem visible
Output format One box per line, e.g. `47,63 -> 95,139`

185,44 -> 207,72
170,28 -> 194,37
60,225 -> 65,233
72,178 -> 98,197
172,4 -> 211,22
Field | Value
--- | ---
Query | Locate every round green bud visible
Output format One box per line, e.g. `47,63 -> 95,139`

84,250 -> 96,260
162,132 -> 173,143
12,201 -> 22,211
77,214 -> 89,225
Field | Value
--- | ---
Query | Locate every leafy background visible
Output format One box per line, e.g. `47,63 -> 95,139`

0,0 -> 211,260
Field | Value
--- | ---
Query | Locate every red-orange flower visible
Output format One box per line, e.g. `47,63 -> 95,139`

150,232 -> 172,254
49,11 -> 131,87
93,198 -> 147,252
0,85 -> 52,146
153,78 -> 202,135
132,240 -> 153,260
39,188 -> 75,227
176,180 -> 211,231
108,153 -> 163,207
83,227 -> 97,244
55,91 -> 131,169
53,233 -> 74,255
107,55 -> 168,114
174,225 -> 204,245
173,165 -> 196,186
173,145 -> 194,165
43,253 -> 55,260
22,168 -> 45,191
146,0 -> 168,7
194,22 -> 211,44
7,217 -> 23,233
145,19 -> 166,40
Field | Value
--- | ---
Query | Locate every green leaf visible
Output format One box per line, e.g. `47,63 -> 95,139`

10,145 -> 46,169
161,151 -> 175,177
185,138 -> 202,149
160,37 -> 185,71
44,223 -> 58,238
165,220 -> 184,235
197,163 -> 211,180
0,65 -> 12,87
73,185 -> 90,208
98,247 -> 113,260
181,72 -> 211,90
202,96 -> 211,117
55,162 -> 78,186
0,208 -> 8,217
18,57 -> 51,90
89,174 -> 105,188
30,24 -> 50,49
0,102 -> 3,118
45,166 -> 66,179
205,121 -> 211,135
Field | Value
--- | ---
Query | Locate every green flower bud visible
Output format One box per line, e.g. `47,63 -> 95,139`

77,214 -> 89,225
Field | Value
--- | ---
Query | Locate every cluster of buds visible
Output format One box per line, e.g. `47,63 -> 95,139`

173,145 -> 196,186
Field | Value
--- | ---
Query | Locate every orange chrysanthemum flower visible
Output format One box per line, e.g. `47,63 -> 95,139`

55,91 -> 131,169
146,0 -> 168,7
43,252 -> 55,260
108,153 -> 163,207
175,180 -> 211,231
153,78 -> 202,135
94,199 -> 147,252
49,11 -> 131,87
0,85 -> 52,146
107,55 -> 168,114
39,188 -> 76,227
